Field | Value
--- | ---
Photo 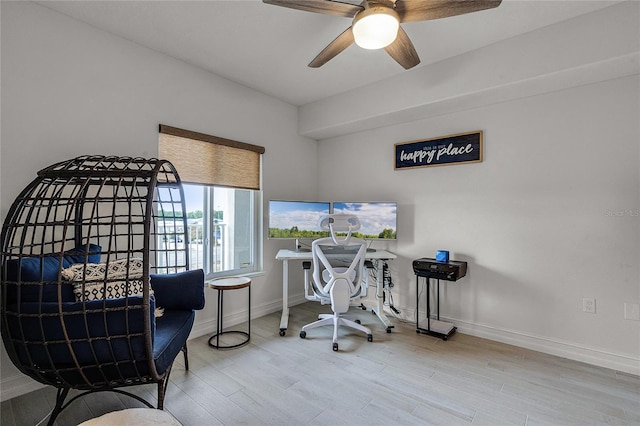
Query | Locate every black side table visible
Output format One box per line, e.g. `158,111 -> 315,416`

208,276 -> 251,349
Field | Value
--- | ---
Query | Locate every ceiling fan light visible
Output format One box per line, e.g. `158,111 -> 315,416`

352,6 -> 400,50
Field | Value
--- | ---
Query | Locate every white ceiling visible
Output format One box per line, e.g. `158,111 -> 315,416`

37,0 -> 621,106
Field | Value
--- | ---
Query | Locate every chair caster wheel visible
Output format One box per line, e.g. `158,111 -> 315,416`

333,343 -> 338,351
300,331 -> 306,339
386,327 -> 392,333
367,334 -> 373,342
355,319 -> 361,324
279,329 -> 285,337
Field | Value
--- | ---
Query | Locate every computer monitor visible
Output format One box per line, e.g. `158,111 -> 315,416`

268,200 -> 331,239
332,202 -> 397,240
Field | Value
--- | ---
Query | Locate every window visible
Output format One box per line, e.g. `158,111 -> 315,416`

183,184 -> 261,277
159,125 -> 264,278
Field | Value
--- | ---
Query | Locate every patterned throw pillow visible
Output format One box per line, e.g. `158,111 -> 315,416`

62,258 -> 163,317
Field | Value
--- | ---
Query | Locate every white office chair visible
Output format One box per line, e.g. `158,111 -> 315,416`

300,214 -> 373,351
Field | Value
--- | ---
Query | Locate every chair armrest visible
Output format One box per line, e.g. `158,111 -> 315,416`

150,269 -> 205,311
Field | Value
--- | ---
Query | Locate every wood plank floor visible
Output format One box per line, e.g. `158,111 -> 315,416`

2,302 -> 639,425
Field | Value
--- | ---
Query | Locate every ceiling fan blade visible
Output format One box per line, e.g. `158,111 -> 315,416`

263,0 -> 363,18
384,26 -> 420,69
309,27 -> 355,68
395,0 -> 502,23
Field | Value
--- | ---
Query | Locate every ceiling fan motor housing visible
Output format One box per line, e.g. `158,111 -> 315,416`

352,5 -> 400,50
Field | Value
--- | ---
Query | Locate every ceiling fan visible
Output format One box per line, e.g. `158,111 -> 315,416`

263,0 -> 502,69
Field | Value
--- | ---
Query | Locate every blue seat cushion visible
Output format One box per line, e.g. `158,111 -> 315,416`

153,309 -> 195,375
5,296 -> 153,375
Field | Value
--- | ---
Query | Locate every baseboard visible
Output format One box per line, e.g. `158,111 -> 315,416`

394,307 -> 640,376
196,298 -> 640,376
189,293 -> 308,340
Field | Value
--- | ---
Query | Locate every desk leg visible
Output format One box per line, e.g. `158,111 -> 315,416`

370,259 -> 394,333
279,259 -> 289,336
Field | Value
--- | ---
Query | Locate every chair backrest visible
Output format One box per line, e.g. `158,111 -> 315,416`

311,215 -> 367,304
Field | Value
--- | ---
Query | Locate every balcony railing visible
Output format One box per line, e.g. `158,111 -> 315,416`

156,221 -> 226,274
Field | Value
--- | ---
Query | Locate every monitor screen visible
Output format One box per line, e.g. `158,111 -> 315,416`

332,202 -> 397,240
268,200 -> 331,239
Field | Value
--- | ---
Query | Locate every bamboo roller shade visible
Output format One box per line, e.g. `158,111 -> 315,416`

159,125 -> 265,190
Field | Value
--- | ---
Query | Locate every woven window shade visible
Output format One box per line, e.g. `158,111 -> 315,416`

159,124 -> 265,190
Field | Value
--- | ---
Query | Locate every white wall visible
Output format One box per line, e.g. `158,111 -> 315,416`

317,54 -> 640,373
0,1 -> 318,400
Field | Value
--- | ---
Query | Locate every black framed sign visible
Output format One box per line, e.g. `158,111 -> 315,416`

395,131 -> 483,170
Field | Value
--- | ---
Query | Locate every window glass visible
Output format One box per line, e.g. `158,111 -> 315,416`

183,184 -> 261,277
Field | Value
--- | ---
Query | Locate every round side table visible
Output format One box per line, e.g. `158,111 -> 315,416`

208,276 -> 251,349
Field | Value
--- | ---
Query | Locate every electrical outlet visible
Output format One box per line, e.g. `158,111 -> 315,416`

583,298 -> 596,314
624,303 -> 640,321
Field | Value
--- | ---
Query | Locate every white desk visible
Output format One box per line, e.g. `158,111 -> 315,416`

275,248 -> 397,336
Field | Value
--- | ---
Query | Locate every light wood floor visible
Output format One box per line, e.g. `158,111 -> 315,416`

2,302 -> 639,425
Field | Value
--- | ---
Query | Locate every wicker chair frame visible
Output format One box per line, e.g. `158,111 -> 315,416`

1,156 -> 192,423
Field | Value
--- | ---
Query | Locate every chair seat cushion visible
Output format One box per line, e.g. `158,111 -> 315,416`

5,296 -> 151,372
153,309 -> 195,374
